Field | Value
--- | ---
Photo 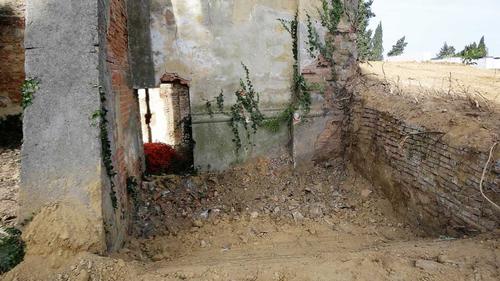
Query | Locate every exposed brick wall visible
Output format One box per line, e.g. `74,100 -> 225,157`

160,82 -> 190,147
106,0 -> 144,217
350,98 -> 500,235
0,0 -> 25,115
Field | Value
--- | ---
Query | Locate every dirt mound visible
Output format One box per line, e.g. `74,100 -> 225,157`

21,203 -> 106,256
3,216 -> 499,281
130,156 -> 406,239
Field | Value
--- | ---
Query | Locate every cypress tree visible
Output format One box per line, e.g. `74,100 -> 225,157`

370,22 -> 384,61
436,42 -> 456,59
477,36 -> 488,58
357,0 -> 375,61
387,36 -> 408,57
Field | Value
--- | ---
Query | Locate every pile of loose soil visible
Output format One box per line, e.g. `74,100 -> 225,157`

130,156 -> 410,239
4,221 -> 500,281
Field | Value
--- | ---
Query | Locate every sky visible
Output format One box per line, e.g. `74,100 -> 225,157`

368,0 -> 500,59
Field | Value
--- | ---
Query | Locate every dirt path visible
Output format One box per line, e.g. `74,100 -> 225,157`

124,219 -> 499,281
3,217 -> 499,281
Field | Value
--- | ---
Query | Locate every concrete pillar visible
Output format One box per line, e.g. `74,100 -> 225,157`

20,0 -> 145,254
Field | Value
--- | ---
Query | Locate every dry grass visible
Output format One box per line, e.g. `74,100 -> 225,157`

361,61 -> 500,112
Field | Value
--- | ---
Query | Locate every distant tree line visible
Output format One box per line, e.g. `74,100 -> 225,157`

435,36 -> 488,63
356,1 -> 489,63
357,0 -> 385,61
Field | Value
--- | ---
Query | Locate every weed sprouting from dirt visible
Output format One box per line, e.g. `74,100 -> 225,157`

0,227 -> 25,274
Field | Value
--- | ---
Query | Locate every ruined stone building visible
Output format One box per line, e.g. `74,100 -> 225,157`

0,0 -> 358,253
0,0 -> 498,256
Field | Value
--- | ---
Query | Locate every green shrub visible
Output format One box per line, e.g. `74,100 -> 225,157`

0,227 -> 25,274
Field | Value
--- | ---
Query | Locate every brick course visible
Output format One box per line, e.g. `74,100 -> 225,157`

350,98 -> 499,234
0,1 -> 25,112
106,0 -> 143,215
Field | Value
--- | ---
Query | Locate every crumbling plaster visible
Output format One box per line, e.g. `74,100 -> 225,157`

148,0 -> 342,170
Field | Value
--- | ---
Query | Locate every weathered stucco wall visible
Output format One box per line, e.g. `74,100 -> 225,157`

150,0 -> 296,107
21,0 -> 107,254
20,0 -> 144,253
150,0 -> 299,170
0,0 -> 24,118
148,0 -> 359,170
126,0 -> 155,88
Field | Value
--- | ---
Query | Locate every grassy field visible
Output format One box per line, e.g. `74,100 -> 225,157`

361,61 -> 500,104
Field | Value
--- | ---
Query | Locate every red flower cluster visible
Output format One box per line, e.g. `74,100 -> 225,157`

144,143 -> 178,175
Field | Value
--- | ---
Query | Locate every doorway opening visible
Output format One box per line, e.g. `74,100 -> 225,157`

138,73 -> 193,174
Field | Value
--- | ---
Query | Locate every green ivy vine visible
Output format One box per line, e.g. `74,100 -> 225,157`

20,78 -> 40,110
262,11 -> 313,132
91,86 -> 118,209
204,10 -> 320,152
205,63 -> 265,152
306,0 -> 344,79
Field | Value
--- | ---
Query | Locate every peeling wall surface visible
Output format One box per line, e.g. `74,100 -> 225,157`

0,0 -> 25,118
147,0 -> 358,170
20,0 -> 144,253
21,0 -> 107,254
149,0 -> 300,170
150,0 -> 297,107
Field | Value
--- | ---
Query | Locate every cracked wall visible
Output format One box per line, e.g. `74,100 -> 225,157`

20,0 -> 144,253
148,0 -> 359,170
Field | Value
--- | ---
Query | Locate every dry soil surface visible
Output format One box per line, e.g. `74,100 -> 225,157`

2,157 -> 499,281
0,148 -> 20,227
360,62 -> 500,104
359,62 -> 500,151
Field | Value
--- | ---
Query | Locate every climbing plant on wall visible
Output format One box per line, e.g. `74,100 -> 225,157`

204,10 -> 317,153
91,86 -> 118,209
205,63 -> 265,152
305,0 -> 344,77
262,11 -> 313,132
20,77 -> 40,110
